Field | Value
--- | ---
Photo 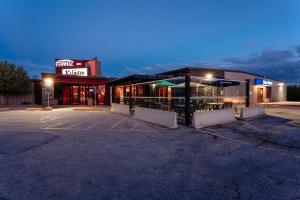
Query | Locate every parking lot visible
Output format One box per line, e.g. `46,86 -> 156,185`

0,107 -> 300,200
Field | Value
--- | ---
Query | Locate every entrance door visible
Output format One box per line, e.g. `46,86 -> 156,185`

257,88 -> 264,103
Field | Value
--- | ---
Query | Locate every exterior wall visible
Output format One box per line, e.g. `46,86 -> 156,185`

271,84 -> 287,102
0,81 -> 41,105
41,77 -> 55,106
224,71 -> 286,104
41,73 -> 112,106
55,58 -> 102,77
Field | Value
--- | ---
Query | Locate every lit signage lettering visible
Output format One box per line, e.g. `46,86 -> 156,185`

56,59 -> 74,67
62,68 -> 88,76
255,78 -> 273,86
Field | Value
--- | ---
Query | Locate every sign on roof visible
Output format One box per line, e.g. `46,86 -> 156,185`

255,78 -> 273,86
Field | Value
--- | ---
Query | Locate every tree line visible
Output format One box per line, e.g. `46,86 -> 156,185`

0,61 -> 30,105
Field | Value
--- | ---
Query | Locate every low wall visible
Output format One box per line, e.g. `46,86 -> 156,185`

133,106 -> 178,129
0,94 -> 34,105
192,109 -> 236,128
110,103 -> 130,115
240,106 -> 265,120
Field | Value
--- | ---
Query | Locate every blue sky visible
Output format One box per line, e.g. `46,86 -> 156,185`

0,0 -> 300,83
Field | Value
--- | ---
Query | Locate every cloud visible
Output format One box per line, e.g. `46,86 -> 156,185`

123,60 -> 227,76
123,45 -> 300,84
222,46 -> 300,84
296,44 -> 300,56
243,41 -> 253,49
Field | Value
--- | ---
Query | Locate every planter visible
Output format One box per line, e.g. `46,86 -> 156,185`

110,103 -> 130,115
133,106 -> 178,129
240,106 -> 265,120
192,109 -> 236,128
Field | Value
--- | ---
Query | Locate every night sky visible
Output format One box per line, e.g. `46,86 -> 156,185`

0,0 -> 299,83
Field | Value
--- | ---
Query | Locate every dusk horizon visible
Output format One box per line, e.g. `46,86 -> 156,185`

1,1 -> 300,199
1,0 -> 300,84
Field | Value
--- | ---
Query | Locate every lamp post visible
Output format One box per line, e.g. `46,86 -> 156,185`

45,78 -> 53,108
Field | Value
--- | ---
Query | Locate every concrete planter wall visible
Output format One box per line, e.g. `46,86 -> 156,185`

240,106 -> 265,120
110,103 -> 130,115
133,106 -> 178,129
192,109 -> 236,128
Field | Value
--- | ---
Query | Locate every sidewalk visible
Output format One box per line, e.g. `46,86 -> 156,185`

261,101 -> 300,106
0,105 -> 110,111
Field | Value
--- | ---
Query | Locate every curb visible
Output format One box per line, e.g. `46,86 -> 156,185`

0,108 -> 10,112
26,107 -> 53,111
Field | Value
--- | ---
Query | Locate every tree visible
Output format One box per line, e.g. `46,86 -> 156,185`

0,61 -> 31,105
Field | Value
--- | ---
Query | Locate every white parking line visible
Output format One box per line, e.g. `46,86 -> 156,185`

40,117 -> 62,123
108,118 -> 123,130
86,117 -> 115,130
199,129 -> 300,160
44,122 -> 63,129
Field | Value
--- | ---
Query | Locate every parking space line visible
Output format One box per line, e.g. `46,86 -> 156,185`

40,117 -> 62,123
109,129 -> 157,133
198,129 -> 300,160
86,117 -> 114,130
108,118 -> 124,130
44,122 -> 64,129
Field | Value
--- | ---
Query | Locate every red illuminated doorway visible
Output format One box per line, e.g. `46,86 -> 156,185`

61,85 -> 105,105
257,88 -> 264,103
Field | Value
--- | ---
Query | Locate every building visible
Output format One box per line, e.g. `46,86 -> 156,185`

41,58 -> 114,106
109,67 -> 287,125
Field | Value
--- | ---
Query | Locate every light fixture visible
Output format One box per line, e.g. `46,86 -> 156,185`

278,82 -> 284,86
152,83 -> 156,88
205,73 -> 213,79
45,78 -> 53,86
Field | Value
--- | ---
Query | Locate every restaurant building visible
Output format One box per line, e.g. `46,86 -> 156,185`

109,67 -> 287,125
41,58 -> 114,106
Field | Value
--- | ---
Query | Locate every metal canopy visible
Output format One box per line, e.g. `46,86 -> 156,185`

190,76 -> 242,87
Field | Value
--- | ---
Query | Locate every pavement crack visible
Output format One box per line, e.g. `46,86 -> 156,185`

19,135 -> 59,154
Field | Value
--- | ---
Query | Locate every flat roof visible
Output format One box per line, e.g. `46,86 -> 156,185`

156,67 -> 279,81
41,73 -> 115,81
108,74 -> 173,85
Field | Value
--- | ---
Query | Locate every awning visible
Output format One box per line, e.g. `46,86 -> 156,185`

155,80 -> 175,86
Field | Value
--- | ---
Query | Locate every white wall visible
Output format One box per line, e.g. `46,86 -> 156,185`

133,106 -> 178,129
192,109 -> 236,128
271,84 -> 287,102
240,106 -> 265,120
224,71 -> 287,104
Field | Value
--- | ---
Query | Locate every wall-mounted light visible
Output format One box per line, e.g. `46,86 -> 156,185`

205,73 -> 213,79
278,82 -> 284,86
44,78 -> 53,86
152,83 -> 156,88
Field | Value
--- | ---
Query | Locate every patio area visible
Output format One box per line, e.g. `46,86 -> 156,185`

110,72 -> 247,125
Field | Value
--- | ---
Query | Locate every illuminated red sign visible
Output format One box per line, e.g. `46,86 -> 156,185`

55,58 -> 100,77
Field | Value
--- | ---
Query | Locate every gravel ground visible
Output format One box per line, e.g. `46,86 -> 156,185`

0,107 -> 299,200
